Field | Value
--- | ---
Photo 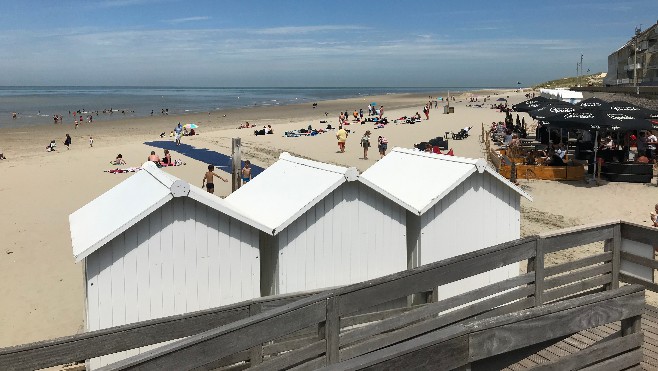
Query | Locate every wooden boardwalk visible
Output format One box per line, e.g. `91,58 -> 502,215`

502,304 -> 658,370
3,220 -> 658,370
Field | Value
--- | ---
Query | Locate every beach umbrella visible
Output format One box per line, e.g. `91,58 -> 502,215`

543,109 -> 652,131
184,123 -> 199,129
608,101 -> 658,119
575,97 -> 611,110
513,96 -> 562,112
528,103 -> 576,120
544,109 -> 653,181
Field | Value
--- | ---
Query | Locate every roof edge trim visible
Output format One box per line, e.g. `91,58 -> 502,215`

73,194 -> 173,262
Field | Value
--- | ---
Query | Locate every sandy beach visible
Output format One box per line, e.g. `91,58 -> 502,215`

1,88 -> 658,348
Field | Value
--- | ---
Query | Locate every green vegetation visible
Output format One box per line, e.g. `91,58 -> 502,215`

532,73 -> 606,89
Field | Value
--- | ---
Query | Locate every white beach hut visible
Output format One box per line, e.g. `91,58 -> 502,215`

358,148 -> 532,299
225,153 -> 408,296
70,162 -> 268,368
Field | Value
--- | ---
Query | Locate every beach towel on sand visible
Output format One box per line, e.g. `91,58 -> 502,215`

104,167 -> 142,174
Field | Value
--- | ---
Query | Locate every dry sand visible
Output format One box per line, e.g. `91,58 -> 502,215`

1,89 -> 658,348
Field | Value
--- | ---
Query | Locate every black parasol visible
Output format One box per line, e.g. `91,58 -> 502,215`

608,101 -> 658,119
543,109 -> 653,131
512,96 -> 562,112
528,103 -> 576,120
574,97 -> 611,110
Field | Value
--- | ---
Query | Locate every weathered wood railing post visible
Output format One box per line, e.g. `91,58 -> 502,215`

621,314 -> 642,337
325,296 -> 340,364
249,302 -> 263,366
231,137 -> 242,192
526,238 -> 544,307
606,223 -> 621,290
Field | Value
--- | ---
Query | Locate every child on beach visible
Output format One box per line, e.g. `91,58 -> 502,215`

202,164 -> 228,194
241,160 -> 252,185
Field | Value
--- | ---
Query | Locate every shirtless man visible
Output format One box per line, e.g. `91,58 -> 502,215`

147,150 -> 161,163
202,164 -> 228,194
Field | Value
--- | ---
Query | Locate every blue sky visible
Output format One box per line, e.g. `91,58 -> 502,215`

1,0 -> 657,87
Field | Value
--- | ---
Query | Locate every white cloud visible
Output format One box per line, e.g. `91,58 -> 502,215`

166,16 -> 211,24
252,25 -> 368,35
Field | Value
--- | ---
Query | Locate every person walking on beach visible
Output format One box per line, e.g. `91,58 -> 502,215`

423,104 -> 430,120
241,160 -> 252,185
361,131 -> 371,160
63,134 -> 72,150
174,123 -> 183,146
336,125 -> 348,153
202,164 -> 228,194
378,136 -> 388,159
379,106 -> 384,120
89,136 -> 93,147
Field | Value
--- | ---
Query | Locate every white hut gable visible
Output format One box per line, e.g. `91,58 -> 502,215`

70,162 -> 266,369
358,148 -> 531,215
225,153 -> 407,296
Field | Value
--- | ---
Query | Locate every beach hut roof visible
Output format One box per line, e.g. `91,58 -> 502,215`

69,162 -> 268,262
358,148 -> 532,215
225,152 -> 359,235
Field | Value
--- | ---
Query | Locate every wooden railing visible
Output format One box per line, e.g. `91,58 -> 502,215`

2,220 -> 658,370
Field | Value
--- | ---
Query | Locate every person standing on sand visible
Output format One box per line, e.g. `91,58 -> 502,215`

241,160 -> 252,185
336,125 -> 348,153
174,123 -> 183,146
379,106 -> 384,120
378,136 -> 388,159
89,136 -> 93,147
361,130 -> 371,160
202,164 -> 228,194
64,134 -> 72,150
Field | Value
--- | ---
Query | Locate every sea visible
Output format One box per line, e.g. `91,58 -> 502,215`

0,86 -> 495,128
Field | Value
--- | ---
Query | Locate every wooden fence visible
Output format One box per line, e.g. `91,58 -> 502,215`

1,220 -> 657,370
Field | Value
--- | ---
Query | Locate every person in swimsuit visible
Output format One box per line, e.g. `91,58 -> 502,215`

148,150 -> 161,164
162,149 -> 172,165
202,164 -> 228,194
241,160 -> 252,185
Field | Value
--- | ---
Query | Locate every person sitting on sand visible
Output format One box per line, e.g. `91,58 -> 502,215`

148,150 -> 161,164
46,140 -> 56,152
162,149 -> 172,165
0,148 -> 6,160
112,154 -> 126,165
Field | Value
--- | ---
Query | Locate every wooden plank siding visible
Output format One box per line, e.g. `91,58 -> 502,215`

274,182 -> 407,295
84,197 -> 261,368
420,171 -> 521,302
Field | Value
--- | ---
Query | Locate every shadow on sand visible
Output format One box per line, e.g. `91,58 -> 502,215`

144,141 -> 264,177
